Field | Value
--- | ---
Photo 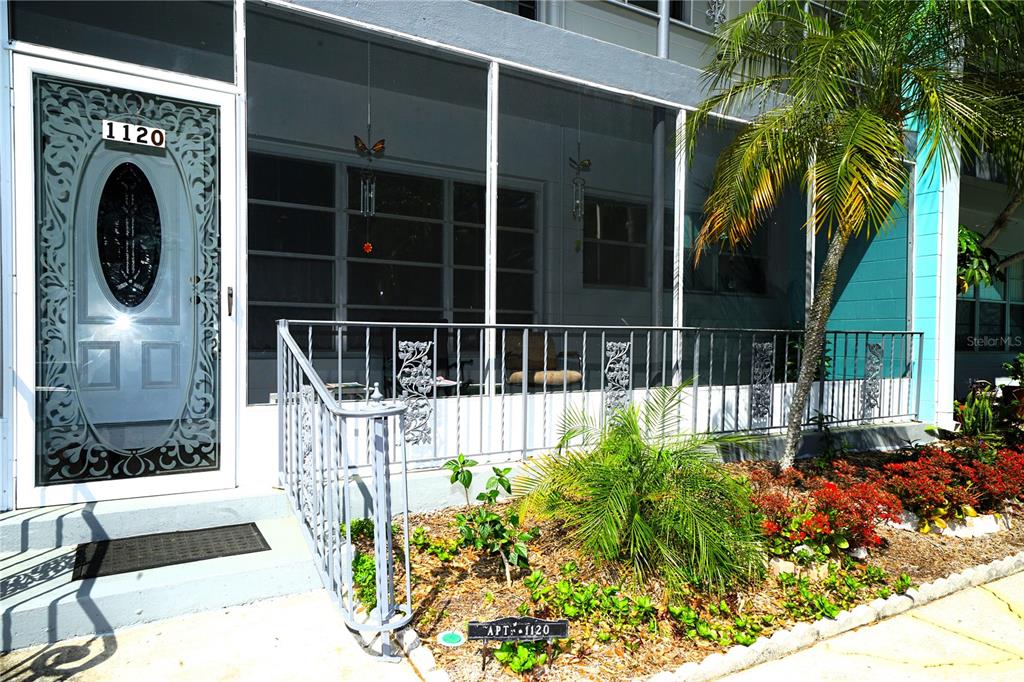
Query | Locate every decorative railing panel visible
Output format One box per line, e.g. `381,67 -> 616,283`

277,320 -> 923,472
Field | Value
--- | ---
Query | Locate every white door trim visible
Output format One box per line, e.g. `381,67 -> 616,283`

12,54 -> 238,507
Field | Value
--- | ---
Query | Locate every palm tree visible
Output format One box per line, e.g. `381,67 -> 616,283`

687,0 -> 1024,467
517,386 -> 763,592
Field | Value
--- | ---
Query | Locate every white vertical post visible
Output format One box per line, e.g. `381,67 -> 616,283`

484,61 -> 499,397
933,152 -> 960,429
233,0 -> 248,488
671,110 -> 686,385
805,163 -> 816,322
0,0 -> 13,511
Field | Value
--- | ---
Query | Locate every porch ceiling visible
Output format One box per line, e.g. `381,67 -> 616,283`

277,0 -> 758,118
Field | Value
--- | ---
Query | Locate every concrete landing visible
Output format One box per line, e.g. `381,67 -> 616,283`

720,571 -> 1024,681
2,516 -> 320,651
0,589 -> 419,682
0,488 -> 292,551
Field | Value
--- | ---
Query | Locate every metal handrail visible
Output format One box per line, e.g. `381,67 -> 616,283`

277,320 -> 412,662
281,319 -> 922,336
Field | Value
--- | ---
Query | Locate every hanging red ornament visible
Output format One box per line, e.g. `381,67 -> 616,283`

363,241 -> 373,254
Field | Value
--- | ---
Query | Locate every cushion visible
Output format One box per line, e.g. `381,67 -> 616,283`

507,369 -> 583,386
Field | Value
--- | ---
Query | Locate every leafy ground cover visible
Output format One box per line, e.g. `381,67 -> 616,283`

395,437 -> 1024,681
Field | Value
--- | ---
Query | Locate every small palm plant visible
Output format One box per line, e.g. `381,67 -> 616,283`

517,386 -> 764,593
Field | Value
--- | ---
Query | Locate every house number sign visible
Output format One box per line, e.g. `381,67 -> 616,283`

467,617 -> 569,642
101,120 -> 166,148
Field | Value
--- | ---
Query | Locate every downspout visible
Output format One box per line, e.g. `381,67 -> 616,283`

651,0 -> 669,328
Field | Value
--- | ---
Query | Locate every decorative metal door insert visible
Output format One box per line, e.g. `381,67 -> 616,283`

34,75 -> 221,485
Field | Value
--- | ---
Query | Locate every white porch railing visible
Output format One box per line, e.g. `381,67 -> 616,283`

277,320 -> 924,472
277,324 -> 413,659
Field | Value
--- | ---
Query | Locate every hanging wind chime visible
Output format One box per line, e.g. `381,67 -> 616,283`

569,92 -> 591,225
354,44 -> 385,255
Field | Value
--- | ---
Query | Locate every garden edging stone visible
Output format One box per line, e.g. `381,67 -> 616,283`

662,549 -> 1024,681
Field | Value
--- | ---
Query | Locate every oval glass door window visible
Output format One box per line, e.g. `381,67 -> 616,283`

97,162 -> 162,308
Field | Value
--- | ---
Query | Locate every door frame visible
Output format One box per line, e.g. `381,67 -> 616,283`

12,53 -> 239,507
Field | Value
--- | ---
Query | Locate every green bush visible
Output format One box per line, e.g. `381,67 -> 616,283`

956,382 -> 998,437
352,550 -> 377,610
518,386 -> 764,592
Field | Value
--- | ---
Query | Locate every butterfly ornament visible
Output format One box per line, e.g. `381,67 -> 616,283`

354,135 -> 386,157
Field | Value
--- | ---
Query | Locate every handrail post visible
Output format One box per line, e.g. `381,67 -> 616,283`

277,319 -> 286,486
915,332 -> 925,420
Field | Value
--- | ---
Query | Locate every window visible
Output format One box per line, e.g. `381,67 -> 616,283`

478,1 -> 537,20
680,213 -> 768,295
247,153 -> 539,342
583,197 -> 648,288
623,1 -> 693,23
957,263 -> 1024,352
345,169 -> 446,324
452,183 -> 538,324
247,153 -> 338,353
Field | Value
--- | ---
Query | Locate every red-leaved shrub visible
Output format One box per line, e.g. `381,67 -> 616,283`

970,448 -> 1024,507
811,479 -> 902,547
748,462 -> 902,551
882,447 -> 979,518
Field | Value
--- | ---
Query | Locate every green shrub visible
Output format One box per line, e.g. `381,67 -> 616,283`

494,641 -> 549,673
352,550 -> 377,610
956,382 -> 997,437
518,385 -> 764,592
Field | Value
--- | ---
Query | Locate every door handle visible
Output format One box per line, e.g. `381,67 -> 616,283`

227,286 -> 234,316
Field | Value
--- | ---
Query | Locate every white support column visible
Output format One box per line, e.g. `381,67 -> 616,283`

671,109 -> 686,384
0,0 -> 14,511
934,158 -> 960,428
805,166 -> 816,321
484,60 -> 499,396
233,0 -> 253,487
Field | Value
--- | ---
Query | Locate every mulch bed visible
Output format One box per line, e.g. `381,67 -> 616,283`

401,457 -> 1024,681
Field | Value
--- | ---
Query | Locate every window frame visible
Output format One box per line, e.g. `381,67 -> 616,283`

581,191 -> 651,291
245,143 -> 543,356
957,263 -> 1024,353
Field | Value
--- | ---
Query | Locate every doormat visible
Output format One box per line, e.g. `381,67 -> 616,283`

73,523 -> 270,580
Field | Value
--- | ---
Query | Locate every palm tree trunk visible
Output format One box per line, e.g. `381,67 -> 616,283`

781,229 -> 851,468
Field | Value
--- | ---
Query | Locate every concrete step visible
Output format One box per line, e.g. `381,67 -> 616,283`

0,488 -> 292,551
1,515 -> 321,651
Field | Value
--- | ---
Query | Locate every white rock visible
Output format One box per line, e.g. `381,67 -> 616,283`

787,622 -> 818,648
673,662 -> 701,681
721,643 -> 757,671
408,645 -> 436,673
647,673 -> 676,682
876,595 -> 914,619
397,627 -> 420,652
423,670 -> 451,682
941,514 -> 1003,538
768,557 -> 797,577
947,573 -> 970,591
800,563 -> 829,583
868,598 -> 887,613
696,652 -> 728,679
837,605 -> 876,632
848,547 -> 869,561
815,617 -> 843,639
929,577 -> 952,598
904,587 -> 922,603
886,511 -> 920,532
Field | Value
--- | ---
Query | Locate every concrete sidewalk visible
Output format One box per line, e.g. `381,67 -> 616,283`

720,571 -> 1024,681
1,589 -> 420,682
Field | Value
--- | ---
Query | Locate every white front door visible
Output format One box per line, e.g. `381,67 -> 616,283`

12,55 -> 238,507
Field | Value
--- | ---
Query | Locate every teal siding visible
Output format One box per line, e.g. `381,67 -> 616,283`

825,189 -> 910,333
